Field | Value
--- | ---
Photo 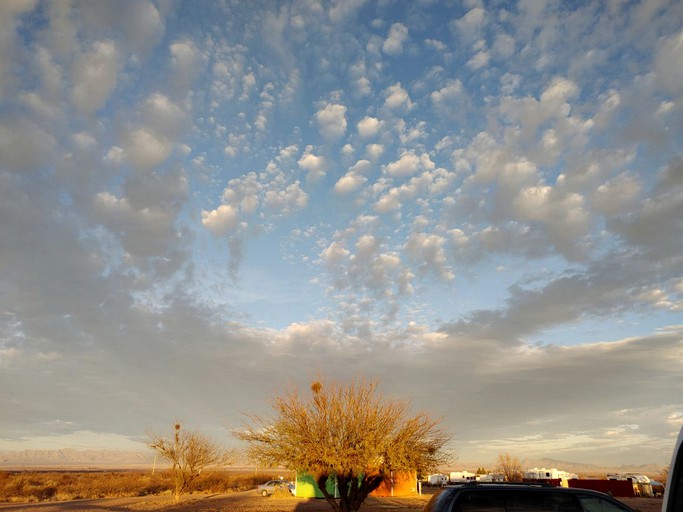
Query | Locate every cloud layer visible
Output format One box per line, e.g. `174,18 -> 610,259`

0,1 -> 682,466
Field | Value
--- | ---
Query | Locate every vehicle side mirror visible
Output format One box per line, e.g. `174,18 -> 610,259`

663,426 -> 683,512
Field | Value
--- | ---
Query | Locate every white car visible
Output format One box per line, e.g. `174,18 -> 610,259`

256,479 -> 294,497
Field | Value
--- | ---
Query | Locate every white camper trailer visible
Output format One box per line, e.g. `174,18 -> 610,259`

427,474 -> 449,486
449,471 -> 477,483
478,473 -> 505,482
524,467 -> 577,487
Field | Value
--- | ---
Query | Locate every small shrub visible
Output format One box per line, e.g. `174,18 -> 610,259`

272,486 -> 295,498
34,486 -> 57,501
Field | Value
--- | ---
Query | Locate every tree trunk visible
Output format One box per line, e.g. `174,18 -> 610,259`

317,472 -> 387,512
347,474 -> 385,511
174,466 -> 188,503
317,475 -> 342,512
338,476 -> 351,512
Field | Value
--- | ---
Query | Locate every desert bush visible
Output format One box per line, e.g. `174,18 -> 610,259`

272,486 -> 295,498
0,469 -> 280,503
0,471 -> 170,503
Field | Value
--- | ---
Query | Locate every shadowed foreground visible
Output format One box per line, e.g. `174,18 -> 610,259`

0,492 -> 661,512
0,490 -> 429,512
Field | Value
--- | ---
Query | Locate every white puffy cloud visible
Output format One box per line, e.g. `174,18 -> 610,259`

105,145 -> 125,164
431,79 -> 463,105
452,7 -> 486,42
0,117 -> 56,171
354,76 -> 372,96
328,0 -> 369,24
315,102 -> 347,139
76,1 -> 164,57
0,0 -> 39,99
70,40 -> 119,114
121,0 -> 164,55
607,160 -> 683,256
467,48 -> 490,69
142,93 -> 186,137
430,79 -> 466,118
19,90 -> 61,121
202,150 -> 311,266
405,231 -> 454,281
334,173 -> 367,195
298,146 -> 327,183
264,183 -> 308,213
374,190 -> 402,213
357,116 -> 383,138
366,143 -> 384,160
492,32 -> 515,59
334,159 -> 371,195
314,224 -> 423,329
592,173 -> 642,216
495,76 -> 588,156
222,172 -> 262,215
91,167 -> 188,258
512,185 -> 591,256
383,83 -> 413,110
654,29 -> 683,95
320,240 -> 350,268
425,38 -> 447,52
384,151 -> 435,178
540,77 -> 580,106
383,22 -> 408,56
374,166 -> 454,214
123,127 -> 171,171
201,207 -> 240,248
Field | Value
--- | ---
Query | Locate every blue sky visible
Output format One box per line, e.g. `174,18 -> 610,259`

1,0 -> 682,468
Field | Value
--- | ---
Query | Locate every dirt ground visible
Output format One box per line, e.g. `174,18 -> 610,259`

0,491 -> 662,512
0,490 -> 430,512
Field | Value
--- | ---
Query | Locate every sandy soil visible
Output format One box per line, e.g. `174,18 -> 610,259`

0,490 -> 430,512
0,492 -> 662,512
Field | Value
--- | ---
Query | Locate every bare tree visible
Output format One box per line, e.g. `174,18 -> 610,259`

147,423 -> 234,502
497,452 -> 524,482
235,377 -> 451,512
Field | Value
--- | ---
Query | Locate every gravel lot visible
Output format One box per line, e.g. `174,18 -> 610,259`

0,490 -> 430,512
0,491 -> 662,512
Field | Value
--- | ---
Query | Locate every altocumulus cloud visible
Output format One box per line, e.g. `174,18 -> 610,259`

0,1 -> 681,468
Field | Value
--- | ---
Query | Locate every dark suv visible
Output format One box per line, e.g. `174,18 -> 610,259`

423,482 -> 636,512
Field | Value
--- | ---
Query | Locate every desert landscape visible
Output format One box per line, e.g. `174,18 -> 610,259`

0,467 -> 665,512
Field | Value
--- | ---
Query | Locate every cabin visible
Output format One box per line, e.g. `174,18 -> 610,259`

293,470 -> 418,498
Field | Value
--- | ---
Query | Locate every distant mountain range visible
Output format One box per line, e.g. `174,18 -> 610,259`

0,450 -> 665,477
0,449 -> 155,469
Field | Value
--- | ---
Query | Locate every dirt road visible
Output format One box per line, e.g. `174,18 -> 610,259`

0,492 -> 661,512
0,490 -> 430,512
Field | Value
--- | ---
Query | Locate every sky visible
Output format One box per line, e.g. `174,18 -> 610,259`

1,0 -> 682,469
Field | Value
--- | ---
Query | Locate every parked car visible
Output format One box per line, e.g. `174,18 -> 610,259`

423,482 -> 636,512
256,479 -> 294,497
663,425 -> 683,512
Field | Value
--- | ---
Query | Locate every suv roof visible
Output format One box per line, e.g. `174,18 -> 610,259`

424,481 -> 636,512
446,482 -> 557,488
663,425 -> 683,512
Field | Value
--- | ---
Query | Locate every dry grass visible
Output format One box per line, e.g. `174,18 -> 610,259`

0,469 -> 282,504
